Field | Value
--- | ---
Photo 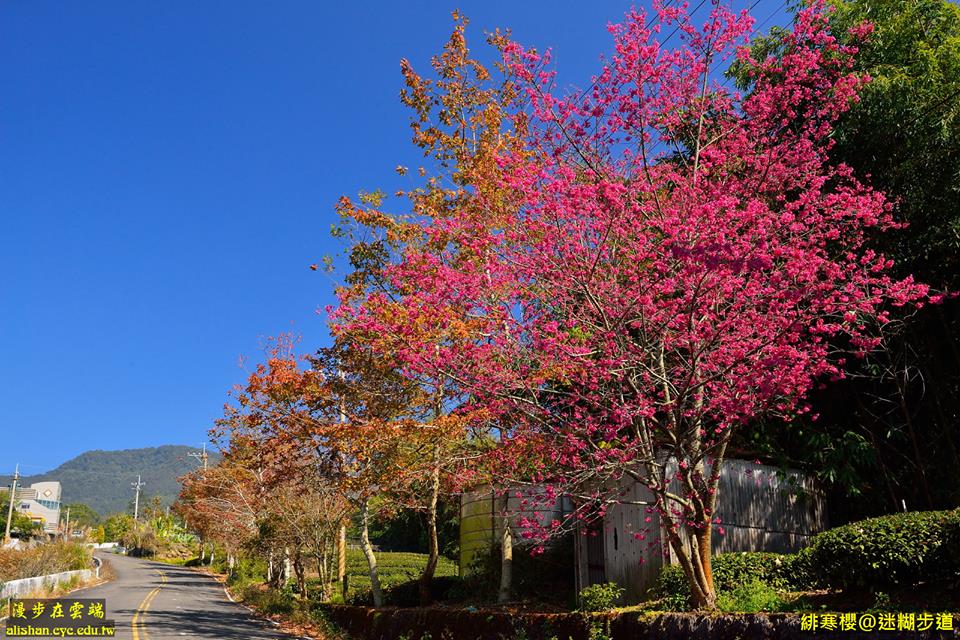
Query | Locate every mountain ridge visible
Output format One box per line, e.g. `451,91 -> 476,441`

0,445 -> 218,518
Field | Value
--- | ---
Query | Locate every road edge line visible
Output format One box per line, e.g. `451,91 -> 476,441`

184,565 -> 315,639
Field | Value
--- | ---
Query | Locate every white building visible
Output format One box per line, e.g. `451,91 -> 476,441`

2,481 -> 62,536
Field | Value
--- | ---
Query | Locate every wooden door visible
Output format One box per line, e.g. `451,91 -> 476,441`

585,519 -> 606,584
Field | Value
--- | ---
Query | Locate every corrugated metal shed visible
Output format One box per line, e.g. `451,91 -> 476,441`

460,459 -> 826,603
574,458 -> 827,602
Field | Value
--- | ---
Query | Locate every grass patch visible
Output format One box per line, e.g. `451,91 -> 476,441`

153,556 -> 195,566
0,542 -> 93,582
308,550 -> 457,599
714,580 -> 786,613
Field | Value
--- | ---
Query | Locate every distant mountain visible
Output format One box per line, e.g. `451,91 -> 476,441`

0,446 -> 218,518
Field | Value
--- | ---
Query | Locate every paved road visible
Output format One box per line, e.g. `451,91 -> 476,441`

5,554 -> 299,640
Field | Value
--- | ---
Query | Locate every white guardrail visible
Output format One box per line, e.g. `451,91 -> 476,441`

1,559 -> 101,599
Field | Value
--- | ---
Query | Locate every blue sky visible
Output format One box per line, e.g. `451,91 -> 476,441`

0,1 -> 789,473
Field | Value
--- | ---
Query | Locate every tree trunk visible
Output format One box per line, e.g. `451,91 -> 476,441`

418,445 -> 441,607
316,552 -> 327,601
498,515 -> 513,603
696,527 -> 713,598
338,523 -> 348,601
293,551 -> 307,598
317,539 -> 330,600
283,547 -> 293,588
267,552 -> 274,584
667,527 -> 716,609
893,364 -> 935,508
855,395 -> 902,511
360,499 -> 384,607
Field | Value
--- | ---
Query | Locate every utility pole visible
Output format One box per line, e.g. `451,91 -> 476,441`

64,507 -> 71,541
4,464 -> 21,545
187,443 -> 209,563
187,443 -> 209,471
131,475 -> 145,520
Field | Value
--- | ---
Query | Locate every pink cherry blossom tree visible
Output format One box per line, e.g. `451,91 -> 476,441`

337,1 -> 933,608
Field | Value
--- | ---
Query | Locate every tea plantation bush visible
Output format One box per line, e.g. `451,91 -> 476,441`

805,508 -> 960,591
655,508 -> 960,606
337,550 -> 458,605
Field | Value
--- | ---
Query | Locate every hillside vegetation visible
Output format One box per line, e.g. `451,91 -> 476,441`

0,446 -> 217,516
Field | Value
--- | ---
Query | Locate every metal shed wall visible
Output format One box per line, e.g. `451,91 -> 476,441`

459,486 -> 573,575
575,458 -> 827,602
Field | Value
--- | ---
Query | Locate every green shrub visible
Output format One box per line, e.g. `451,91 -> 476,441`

347,575 -> 465,607
0,542 -> 93,581
654,550 -> 810,609
656,509 -> 960,605
654,565 -> 690,609
239,585 -> 294,616
714,579 -> 785,613
342,550 -> 457,594
578,582 -> 624,612
720,551 -> 812,591
936,512 -> 960,587
226,557 -> 267,587
805,508 -> 960,591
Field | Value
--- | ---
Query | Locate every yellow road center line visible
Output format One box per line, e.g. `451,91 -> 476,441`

140,588 -> 161,640
140,570 -> 167,640
131,588 -> 158,640
131,569 -> 167,640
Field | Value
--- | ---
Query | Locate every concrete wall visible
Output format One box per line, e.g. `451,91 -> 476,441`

0,568 -> 95,599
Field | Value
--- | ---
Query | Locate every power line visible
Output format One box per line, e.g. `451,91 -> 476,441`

575,0 -> 678,102
717,0 -> 791,89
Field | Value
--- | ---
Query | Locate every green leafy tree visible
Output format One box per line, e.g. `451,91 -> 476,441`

102,513 -> 134,542
0,495 -> 42,538
64,503 -> 100,529
734,0 -> 960,518
831,0 -> 960,288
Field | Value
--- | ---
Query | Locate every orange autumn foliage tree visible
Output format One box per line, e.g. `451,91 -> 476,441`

312,336 -> 471,606
177,336 -> 352,595
195,334 -> 451,607
176,437 -> 272,574
327,13 -> 529,603
180,14 -> 535,607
